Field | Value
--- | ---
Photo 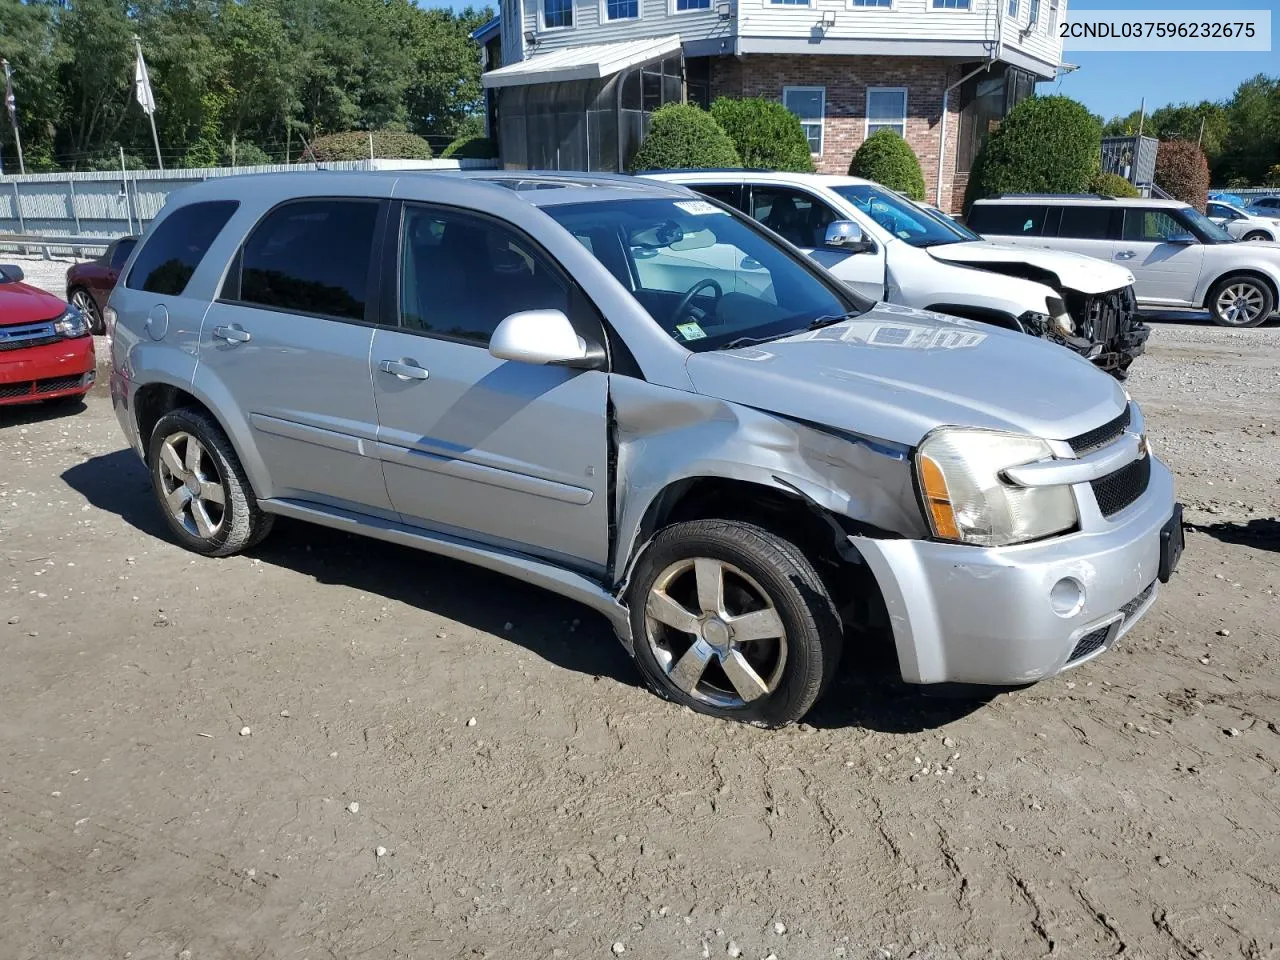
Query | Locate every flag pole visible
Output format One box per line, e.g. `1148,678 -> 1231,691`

133,36 -> 163,170
2,59 -> 25,175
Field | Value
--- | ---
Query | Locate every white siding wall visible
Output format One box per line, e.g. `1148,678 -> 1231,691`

739,0 -> 999,41
521,0 -> 726,51
1001,0 -> 1065,68
501,0 -> 528,65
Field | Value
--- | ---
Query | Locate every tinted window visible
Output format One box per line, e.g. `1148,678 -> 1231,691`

965,204 -> 1048,236
399,205 -> 569,346
127,201 -> 238,295
749,187 -> 840,248
109,237 -> 137,270
694,185 -> 744,210
1057,206 -> 1117,240
237,200 -> 379,321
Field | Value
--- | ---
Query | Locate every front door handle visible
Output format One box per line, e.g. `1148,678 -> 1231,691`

1114,250 -> 1137,260
378,359 -> 430,381
213,324 -> 252,344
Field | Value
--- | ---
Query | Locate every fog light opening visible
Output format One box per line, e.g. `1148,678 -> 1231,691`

1050,577 -> 1086,618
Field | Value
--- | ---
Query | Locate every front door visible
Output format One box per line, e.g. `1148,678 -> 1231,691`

370,203 -> 611,572
1117,208 -> 1205,306
197,197 -> 394,515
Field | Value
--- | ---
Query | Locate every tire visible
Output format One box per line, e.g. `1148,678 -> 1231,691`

1208,275 -> 1275,328
69,288 -> 103,335
147,407 -> 273,557
1242,231 -> 1272,242
627,519 -> 843,727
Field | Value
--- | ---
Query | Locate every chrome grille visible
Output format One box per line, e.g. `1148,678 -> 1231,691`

0,321 -> 59,352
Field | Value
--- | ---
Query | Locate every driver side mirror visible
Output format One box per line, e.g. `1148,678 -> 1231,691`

0,263 -> 25,282
488,309 -> 606,370
1166,232 -> 1198,245
824,220 -> 875,254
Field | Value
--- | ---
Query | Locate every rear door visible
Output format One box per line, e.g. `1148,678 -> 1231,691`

96,237 -> 137,310
369,202 -> 611,572
1117,208 -> 1205,305
198,197 -> 395,516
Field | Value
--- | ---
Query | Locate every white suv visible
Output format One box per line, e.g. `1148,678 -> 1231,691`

646,171 -> 1147,377
968,195 -> 1280,327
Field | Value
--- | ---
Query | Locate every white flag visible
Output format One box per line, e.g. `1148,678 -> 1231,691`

134,46 -> 156,116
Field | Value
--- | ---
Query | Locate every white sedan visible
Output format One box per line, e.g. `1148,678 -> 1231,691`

1209,200 -> 1280,241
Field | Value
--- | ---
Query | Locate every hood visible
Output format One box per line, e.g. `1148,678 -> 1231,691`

685,303 -> 1128,447
928,241 -> 1135,294
0,280 -> 68,326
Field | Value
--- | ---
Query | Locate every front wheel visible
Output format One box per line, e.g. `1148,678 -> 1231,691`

1208,275 -> 1275,327
69,288 -> 103,335
1242,231 -> 1272,242
627,519 -> 843,727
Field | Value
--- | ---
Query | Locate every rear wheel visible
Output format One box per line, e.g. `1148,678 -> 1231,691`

1242,230 -> 1272,242
69,288 -> 103,335
628,519 -> 843,727
1208,275 -> 1274,327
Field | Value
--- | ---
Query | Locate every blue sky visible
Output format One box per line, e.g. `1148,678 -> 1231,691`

420,0 -> 1280,119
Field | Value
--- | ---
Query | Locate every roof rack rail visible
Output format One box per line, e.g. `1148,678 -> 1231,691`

992,193 -> 1115,200
633,167 -> 776,175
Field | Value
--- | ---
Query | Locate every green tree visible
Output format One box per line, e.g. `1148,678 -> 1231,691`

628,104 -> 740,173
849,129 -> 926,199
1089,171 -> 1140,198
709,97 -> 814,173
1219,74 -> 1280,185
406,6 -> 490,137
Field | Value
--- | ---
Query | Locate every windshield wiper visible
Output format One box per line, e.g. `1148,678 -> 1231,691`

805,311 -> 858,330
719,313 -> 859,351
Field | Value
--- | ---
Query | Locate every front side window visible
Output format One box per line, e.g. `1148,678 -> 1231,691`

235,199 -> 379,321
1207,203 -> 1239,221
1123,209 -> 1194,243
965,203 -> 1048,237
783,87 -> 825,155
399,205 -> 569,346
127,200 -> 239,296
866,87 -> 907,138
543,0 -> 573,29
544,197 -> 868,352
748,187 -> 841,248
605,0 -> 638,19
831,183 -> 964,247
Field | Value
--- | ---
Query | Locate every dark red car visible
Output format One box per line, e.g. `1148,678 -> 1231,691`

0,264 -> 96,408
66,236 -> 137,334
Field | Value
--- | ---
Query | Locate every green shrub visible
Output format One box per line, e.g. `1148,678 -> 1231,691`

628,104 -> 740,173
441,135 -> 498,160
965,95 -> 1102,209
849,129 -> 927,200
308,130 -> 433,161
1154,139 -> 1210,211
228,141 -> 272,166
1089,171 -> 1140,198
710,97 -> 814,173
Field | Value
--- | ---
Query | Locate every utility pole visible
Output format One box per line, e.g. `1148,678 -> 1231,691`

231,133 -> 237,169
1136,97 -> 1146,139
120,146 -> 135,234
3,59 -> 25,175
1198,117 -> 1206,148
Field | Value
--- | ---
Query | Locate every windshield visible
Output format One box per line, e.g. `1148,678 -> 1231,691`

830,183 -> 965,248
1181,206 -> 1236,244
544,197 -> 869,352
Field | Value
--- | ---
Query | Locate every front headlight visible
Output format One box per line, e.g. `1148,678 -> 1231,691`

53,305 -> 90,339
1046,296 -> 1075,336
916,428 -> 1078,546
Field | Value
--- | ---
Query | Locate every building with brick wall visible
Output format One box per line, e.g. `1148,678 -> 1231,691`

474,0 -> 1068,211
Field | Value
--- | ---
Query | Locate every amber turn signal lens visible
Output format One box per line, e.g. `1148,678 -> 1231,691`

919,454 -> 961,541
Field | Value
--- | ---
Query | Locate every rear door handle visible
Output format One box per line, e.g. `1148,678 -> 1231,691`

213,324 -> 252,344
378,359 -> 430,381
1114,250 -> 1136,260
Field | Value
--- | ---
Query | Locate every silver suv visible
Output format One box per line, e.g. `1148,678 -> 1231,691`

108,172 -> 1182,726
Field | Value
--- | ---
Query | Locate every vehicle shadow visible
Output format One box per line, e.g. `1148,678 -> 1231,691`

0,397 -> 89,427
1190,518 -> 1280,552
61,449 -> 989,732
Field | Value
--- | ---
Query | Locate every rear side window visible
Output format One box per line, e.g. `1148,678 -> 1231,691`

233,199 -> 380,322
966,204 -> 1048,236
694,184 -> 745,211
1056,206 -> 1119,240
109,237 -> 137,270
127,200 -> 239,295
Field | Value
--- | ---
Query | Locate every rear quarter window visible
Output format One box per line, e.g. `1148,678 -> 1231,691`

966,204 -> 1049,236
126,201 -> 239,296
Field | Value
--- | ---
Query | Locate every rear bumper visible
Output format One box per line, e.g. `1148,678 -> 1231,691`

851,456 -> 1177,686
0,336 -> 95,405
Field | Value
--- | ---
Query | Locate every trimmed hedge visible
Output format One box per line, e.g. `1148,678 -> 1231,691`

1089,171 -> 1141,198
710,97 -> 814,173
966,96 -> 1101,209
628,104 -> 741,173
308,130 -> 433,161
442,135 -> 497,160
1154,139 -> 1210,211
849,129 -> 927,200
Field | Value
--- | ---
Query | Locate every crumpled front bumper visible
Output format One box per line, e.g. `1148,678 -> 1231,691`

850,455 -> 1176,687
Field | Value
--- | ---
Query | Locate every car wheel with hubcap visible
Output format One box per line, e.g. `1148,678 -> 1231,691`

1208,276 -> 1275,327
148,407 -> 273,557
628,519 -> 843,727
1242,231 -> 1272,242
69,288 -> 103,334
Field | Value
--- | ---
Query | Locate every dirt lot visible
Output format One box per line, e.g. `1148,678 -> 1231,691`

2,258 -> 1278,960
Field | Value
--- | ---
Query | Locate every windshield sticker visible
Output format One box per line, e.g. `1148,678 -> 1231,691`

676,321 -> 708,341
674,200 -> 726,216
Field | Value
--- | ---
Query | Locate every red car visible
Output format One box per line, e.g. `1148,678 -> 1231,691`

66,236 -> 137,334
0,264 -> 96,408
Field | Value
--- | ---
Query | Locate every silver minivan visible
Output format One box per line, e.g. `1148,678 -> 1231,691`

108,171 -> 1182,726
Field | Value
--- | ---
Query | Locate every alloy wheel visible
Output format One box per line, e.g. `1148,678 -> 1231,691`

71,290 -> 101,334
643,557 -> 788,708
157,431 -> 226,539
1216,283 -> 1267,325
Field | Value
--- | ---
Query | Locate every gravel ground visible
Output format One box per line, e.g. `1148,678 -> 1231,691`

2,257 -> 1278,960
